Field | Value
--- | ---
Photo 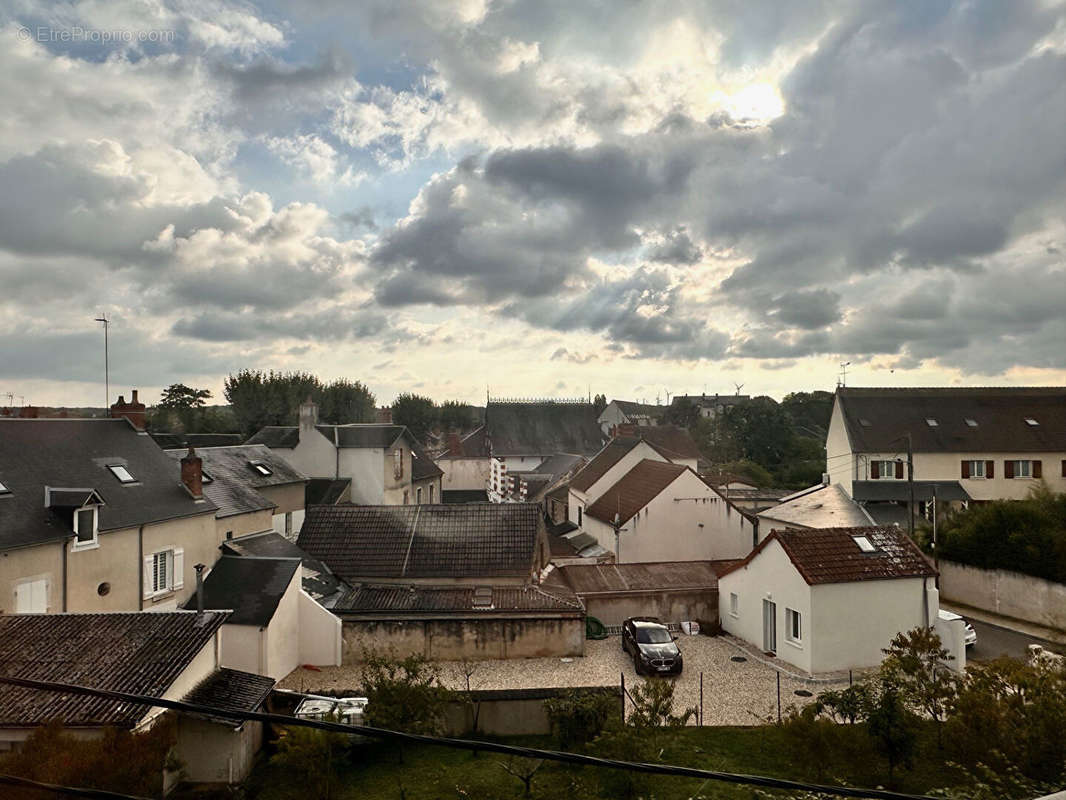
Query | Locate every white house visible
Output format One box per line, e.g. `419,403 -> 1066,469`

718,526 -> 945,674
0,610 -> 274,787
826,388 -> 1066,519
567,437 -> 674,527
192,555 -> 342,680
246,399 -> 442,506
581,459 -> 755,563
597,400 -> 666,435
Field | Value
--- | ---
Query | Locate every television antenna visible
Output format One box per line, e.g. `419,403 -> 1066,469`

94,313 -> 110,409
838,361 -> 851,388
733,383 -> 745,395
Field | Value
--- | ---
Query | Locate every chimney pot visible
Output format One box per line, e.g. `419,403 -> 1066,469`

181,446 -> 203,499
110,388 -> 147,431
131,389 -> 138,404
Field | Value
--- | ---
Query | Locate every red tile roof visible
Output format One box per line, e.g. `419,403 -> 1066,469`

720,526 -> 936,585
585,460 -> 687,525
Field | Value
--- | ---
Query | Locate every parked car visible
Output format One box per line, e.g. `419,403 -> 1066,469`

622,617 -> 683,675
938,609 -> 977,647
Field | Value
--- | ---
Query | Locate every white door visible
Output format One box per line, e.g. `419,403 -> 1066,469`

762,599 -> 777,653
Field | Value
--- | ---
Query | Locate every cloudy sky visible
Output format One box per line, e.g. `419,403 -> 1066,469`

2,0 -> 1064,408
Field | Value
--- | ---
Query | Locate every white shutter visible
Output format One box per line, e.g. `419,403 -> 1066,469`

33,579 -> 48,613
14,582 -> 27,613
172,548 -> 184,590
143,556 -> 154,599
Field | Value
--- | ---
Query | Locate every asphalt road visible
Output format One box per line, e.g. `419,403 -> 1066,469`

966,618 -> 1064,662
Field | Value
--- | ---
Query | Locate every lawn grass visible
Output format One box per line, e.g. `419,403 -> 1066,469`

245,722 -> 965,800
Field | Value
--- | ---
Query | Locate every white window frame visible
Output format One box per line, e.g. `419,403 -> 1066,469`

250,461 -> 272,477
729,592 -> 739,618
416,486 -> 422,504
71,505 -> 99,551
874,460 -> 898,480
785,608 -> 802,646
14,576 -> 49,613
143,547 -> 184,599
968,460 -> 986,479
1013,460 -> 1032,478
107,464 -> 136,483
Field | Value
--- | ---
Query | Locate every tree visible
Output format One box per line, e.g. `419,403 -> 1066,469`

439,400 -> 475,432
391,393 -> 438,442
498,757 -> 544,797
224,370 -> 376,435
361,651 -> 452,761
544,689 -> 617,749
866,677 -> 918,784
780,703 -> 840,780
881,627 -> 958,746
665,397 -> 700,428
270,719 -> 350,800
318,379 -> 375,424
592,394 -> 607,415
627,678 -> 697,731
158,383 -> 211,410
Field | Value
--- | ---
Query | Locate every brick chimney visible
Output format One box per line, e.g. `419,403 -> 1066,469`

110,388 -> 146,430
298,396 -> 318,439
446,432 -> 463,456
181,446 -> 203,500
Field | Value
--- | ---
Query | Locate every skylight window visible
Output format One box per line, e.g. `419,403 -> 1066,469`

249,462 -> 272,477
859,418 -> 872,427
965,418 -> 978,427
926,418 -> 938,427
107,464 -> 135,483
0,479 -> 9,495
853,535 -> 877,553
1025,417 -> 1039,426
201,470 -> 214,484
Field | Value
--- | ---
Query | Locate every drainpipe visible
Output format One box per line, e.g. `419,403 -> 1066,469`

194,563 -> 205,622
137,524 -> 144,611
60,538 -> 68,612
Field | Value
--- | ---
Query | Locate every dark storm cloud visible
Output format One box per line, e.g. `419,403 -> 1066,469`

171,306 -> 390,342
212,50 -> 351,101
767,289 -> 841,329
646,228 -> 702,265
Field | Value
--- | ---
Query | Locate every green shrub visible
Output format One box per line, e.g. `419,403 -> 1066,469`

544,689 -> 617,749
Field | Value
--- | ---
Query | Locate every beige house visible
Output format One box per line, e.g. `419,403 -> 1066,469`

718,526 -> 952,675
246,400 -> 442,506
165,444 -> 306,541
827,388 -> 1066,522
0,411 -> 222,615
0,610 -> 274,787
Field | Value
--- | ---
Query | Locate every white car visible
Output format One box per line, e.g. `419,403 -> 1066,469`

938,609 -> 977,647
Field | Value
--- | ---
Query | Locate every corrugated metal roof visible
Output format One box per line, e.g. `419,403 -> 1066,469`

182,668 -> 275,724
0,611 -> 227,728
333,583 -> 583,614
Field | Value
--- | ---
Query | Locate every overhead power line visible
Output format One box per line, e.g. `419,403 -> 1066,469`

0,772 -> 152,800
0,675 -> 938,800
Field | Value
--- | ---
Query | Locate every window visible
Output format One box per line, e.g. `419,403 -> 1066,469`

107,464 -> 135,483
15,577 -> 48,613
403,489 -> 409,505
73,506 -> 97,548
785,608 -> 802,644
0,479 -> 9,495
853,535 -> 876,552
394,449 -> 404,479
1025,417 -> 1039,426
1010,460 -> 1033,478
429,485 -> 434,503
416,487 -> 422,504
729,592 -> 739,617
926,418 -> 938,427
249,461 -> 272,477
968,460 -> 985,478
144,548 -> 183,598
965,418 -> 978,427
871,460 -> 900,480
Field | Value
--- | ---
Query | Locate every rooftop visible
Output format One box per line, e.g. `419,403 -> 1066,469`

585,459 -> 688,525
482,401 -> 604,456
722,525 -> 937,586
333,583 -> 583,615
182,668 -> 276,725
836,386 -> 1066,453
221,530 -> 348,606
0,611 -> 227,728
559,560 -> 737,594
569,436 -> 672,492
758,483 -> 873,529
298,502 -> 542,581
0,418 -> 218,551
187,555 -> 300,626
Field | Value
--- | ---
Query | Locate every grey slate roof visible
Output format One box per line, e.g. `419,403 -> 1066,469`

305,478 -> 351,505
298,503 -> 541,581
150,433 -> 245,450
851,480 -> 971,502
182,667 -> 276,725
221,531 -> 349,606
164,444 -> 305,519
0,419 -> 217,551
442,489 -> 489,503
758,484 -> 874,529
482,402 -> 604,456
411,441 -> 444,481
610,400 -> 666,419
0,611 -> 227,728
837,387 -> 1066,453
333,583 -> 583,615
188,555 -> 300,626
245,426 -> 300,448
560,560 -> 732,594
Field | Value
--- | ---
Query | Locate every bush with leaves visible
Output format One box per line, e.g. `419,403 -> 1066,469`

270,718 -> 351,800
866,677 -> 919,785
0,717 -> 176,799
817,682 -> 873,725
880,627 -> 958,746
780,703 -> 844,781
361,651 -> 452,737
544,689 -> 618,749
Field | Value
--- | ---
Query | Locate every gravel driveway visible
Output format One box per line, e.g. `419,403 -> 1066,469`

280,634 -> 855,726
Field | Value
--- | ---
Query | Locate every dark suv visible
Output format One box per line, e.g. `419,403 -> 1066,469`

622,618 -> 683,676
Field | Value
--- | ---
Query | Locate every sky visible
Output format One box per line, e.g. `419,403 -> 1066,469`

1,0 -> 1064,408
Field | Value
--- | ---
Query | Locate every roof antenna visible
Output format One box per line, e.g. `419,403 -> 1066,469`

734,383 -> 745,396
838,362 -> 851,388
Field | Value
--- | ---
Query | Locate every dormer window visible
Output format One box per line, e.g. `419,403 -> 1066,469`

1025,417 -> 1039,426
853,535 -> 876,553
925,418 -> 938,427
73,505 -> 99,550
249,461 -> 272,477
107,464 -> 135,484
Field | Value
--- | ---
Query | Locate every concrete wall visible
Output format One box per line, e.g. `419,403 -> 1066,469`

382,441 -> 413,504
220,624 -> 264,676
298,589 -> 343,667
281,427 -> 337,479
719,540 -> 814,673
412,475 -> 443,504
443,687 -> 620,737
265,569 -> 302,679
937,559 -> 1066,631
175,715 -> 264,785
218,508 -> 274,541
341,615 -> 585,661
580,589 -> 718,627
583,471 -> 753,563
339,447 -> 386,504
259,482 -> 305,516
439,457 -> 490,491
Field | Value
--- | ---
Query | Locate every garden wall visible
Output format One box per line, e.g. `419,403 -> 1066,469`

937,559 -> 1066,632
444,686 -> 620,736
